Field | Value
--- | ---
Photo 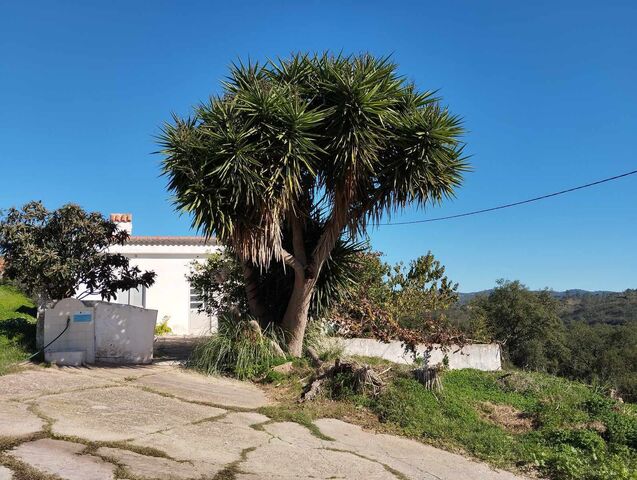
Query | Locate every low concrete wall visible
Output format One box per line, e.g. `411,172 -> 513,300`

92,302 -> 157,364
44,298 -> 157,365
336,338 -> 502,371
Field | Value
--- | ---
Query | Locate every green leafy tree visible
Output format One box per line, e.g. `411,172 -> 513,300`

160,53 -> 467,355
563,322 -> 637,401
332,250 -> 463,351
472,280 -> 568,372
188,250 -> 248,319
387,252 -> 459,330
0,201 -> 156,345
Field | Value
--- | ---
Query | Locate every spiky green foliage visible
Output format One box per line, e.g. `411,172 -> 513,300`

161,53 -> 468,353
161,53 -> 466,266
189,238 -> 366,325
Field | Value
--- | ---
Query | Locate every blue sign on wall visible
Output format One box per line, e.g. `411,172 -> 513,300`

72,312 -> 93,323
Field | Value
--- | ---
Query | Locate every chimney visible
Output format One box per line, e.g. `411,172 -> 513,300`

110,213 -> 133,235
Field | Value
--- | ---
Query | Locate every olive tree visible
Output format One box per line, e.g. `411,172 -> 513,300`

160,54 -> 467,356
0,201 -> 156,346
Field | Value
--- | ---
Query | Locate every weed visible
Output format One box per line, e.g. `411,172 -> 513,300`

154,316 -> 173,336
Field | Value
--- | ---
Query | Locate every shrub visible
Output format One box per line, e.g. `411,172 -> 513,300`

536,443 -> 637,480
188,316 -> 286,380
303,321 -> 345,362
582,395 -> 617,417
154,317 -> 173,336
0,317 -> 36,351
544,429 -> 606,454
604,413 -> 637,450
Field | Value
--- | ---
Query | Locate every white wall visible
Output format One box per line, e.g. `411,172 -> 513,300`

84,243 -> 222,335
336,338 -> 502,371
128,255 -> 194,335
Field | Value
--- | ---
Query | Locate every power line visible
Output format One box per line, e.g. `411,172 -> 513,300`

379,168 -> 637,226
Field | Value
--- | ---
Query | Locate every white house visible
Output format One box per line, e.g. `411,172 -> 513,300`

106,213 -> 221,335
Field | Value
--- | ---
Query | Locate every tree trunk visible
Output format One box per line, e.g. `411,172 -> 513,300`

242,262 -> 266,324
281,276 -> 315,357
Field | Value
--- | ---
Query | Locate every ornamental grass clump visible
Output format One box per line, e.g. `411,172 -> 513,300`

188,316 -> 287,380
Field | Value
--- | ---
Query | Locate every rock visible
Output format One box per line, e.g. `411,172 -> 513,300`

8,439 -> 116,480
0,402 -> 44,437
133,370 -> 270,408
35,386 -> 225,442
271,362 -> 294,375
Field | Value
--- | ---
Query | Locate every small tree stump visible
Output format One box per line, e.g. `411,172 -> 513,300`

300,358 -> 385,402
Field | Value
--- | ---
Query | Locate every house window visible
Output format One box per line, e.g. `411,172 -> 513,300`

116,286 -> 146,308
189,286 -> 204,311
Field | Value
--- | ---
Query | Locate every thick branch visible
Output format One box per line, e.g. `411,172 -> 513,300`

290,214 -> 307,267
281,247 -> 305,276
311,186 -> 387,274
310,191 -> 350,275
242,262 -> 266,320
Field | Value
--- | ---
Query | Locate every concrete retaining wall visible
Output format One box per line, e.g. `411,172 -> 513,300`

91,302 -> 157,364
44,298 -> 96,364
44,298 -> 157,365
336,338 -> 502,371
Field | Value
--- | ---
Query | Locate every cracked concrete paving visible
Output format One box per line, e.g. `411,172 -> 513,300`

0,365 -> 530,480
36,385 -> 226,442
96,447 -> 212,480
9,438 -> 116,480
0,401 -> 44,437
133,370 -> 271,409
0,465 -> 12,480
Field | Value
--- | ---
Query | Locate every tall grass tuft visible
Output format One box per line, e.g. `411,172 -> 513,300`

188,316 -> 287,380
303,319 -> 344,361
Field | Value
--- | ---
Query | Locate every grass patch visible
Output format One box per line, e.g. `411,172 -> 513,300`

373,370 -> 637,479
0,285 -> 36,375
263,360 -> 637,480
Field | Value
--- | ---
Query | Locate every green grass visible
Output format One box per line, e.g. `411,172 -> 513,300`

0,284 -> 37,375
369,370 -> 637,479
263,361 -> 637,480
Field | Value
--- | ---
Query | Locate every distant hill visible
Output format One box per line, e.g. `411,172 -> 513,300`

459,289 -> 617,304
457,289 -> 637,325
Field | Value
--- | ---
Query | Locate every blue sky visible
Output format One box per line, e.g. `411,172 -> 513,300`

1,1 -> 635,292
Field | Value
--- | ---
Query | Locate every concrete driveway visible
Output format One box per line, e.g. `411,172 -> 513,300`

0,365 -> 527,480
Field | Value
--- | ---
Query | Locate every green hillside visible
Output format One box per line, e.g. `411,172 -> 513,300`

0,284 -> 36,375
559,289 -> 637,326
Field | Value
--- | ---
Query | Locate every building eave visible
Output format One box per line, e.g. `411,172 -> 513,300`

126,236 -> 218,247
